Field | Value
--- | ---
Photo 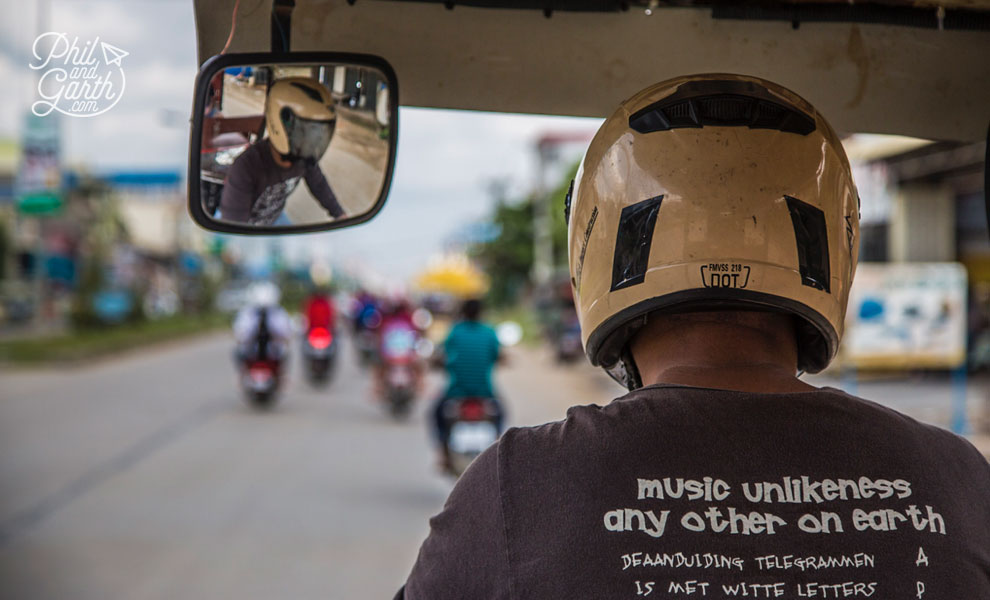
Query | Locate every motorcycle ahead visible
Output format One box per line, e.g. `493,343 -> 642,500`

379,324 -> 420,419
442,396 -> 501,477
302,325 -> 336,386
353,305 -> 382,368
239,354 -> 283,408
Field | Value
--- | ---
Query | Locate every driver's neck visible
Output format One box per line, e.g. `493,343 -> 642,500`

630,312 -> 817,394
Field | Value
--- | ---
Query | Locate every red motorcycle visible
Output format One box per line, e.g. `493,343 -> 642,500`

302,325 -> 337,386
302,293 -> 338,386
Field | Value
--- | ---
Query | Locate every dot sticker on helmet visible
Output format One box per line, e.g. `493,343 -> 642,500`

700,264 -> 751,289
785,195 -> 831,293
610,195 -> 664,292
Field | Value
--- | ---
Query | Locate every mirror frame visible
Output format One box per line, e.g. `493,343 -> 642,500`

188,51 -> 399,235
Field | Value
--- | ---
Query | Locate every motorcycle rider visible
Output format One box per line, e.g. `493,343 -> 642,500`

395,75 -> 990,598
302,284 -> 336,334
233,281 -> 292,363
432,298 -> 502,468
351,289 -> 383,366
374,297 -> 423,397
219,77 -> 346,226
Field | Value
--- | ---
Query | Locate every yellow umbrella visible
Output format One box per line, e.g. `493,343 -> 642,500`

413,255 -> 489,299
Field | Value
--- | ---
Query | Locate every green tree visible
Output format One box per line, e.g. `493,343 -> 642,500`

549,161 -> 580,269
67,177 -> 136,329
0,215 -> 9,281
470,161 -> 579,306
471,197 -> 534,306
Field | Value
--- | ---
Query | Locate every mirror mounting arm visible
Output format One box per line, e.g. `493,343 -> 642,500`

271,0 -> 295,54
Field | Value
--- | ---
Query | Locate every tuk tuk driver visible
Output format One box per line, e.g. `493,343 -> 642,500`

395,74 -> 990,598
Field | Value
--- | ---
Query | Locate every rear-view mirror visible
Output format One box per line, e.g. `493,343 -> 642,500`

188,52 -> 397,234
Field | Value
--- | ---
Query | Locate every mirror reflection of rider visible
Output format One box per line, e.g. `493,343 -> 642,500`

219,77 -> 346,226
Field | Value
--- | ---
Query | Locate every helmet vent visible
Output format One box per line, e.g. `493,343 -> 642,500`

698,96 -> 751,122
291,82 -> 324,102
610,195 -> 664,292
785,196 -> 831,293
564,179 -> 575,225
628,79 -> 816,136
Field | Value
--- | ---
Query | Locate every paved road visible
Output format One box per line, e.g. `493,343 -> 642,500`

0,331 -> 618,599
1,332 -> 986,599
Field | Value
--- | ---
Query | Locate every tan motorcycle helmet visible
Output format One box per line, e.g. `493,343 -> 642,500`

265,77 -> 336,163
566,74 -> 860,390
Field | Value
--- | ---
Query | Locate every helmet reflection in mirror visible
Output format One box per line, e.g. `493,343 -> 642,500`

567,74 -> 860,390
216,73 -> 347,227
266,77 -> 337,165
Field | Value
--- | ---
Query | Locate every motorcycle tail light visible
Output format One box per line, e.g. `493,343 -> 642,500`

308,327 -> 332,350
249,362 -> 272,376
459,399 -> 486,421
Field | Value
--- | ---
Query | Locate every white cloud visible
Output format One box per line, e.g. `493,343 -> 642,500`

395,108 -> 598,194
49,1 -> 146,49
315,109 -> 600,281
0,53 -> 36,136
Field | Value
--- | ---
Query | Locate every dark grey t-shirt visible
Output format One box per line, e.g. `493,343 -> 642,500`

398,385 -> 990,599
219,138 -> 344,226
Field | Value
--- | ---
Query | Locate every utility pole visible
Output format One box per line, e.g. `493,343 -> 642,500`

530,140 -> 554,291
530,131 -> 594,293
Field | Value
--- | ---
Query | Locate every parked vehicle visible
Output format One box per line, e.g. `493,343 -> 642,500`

200,131 -> 249,216
554,316 -> 583,364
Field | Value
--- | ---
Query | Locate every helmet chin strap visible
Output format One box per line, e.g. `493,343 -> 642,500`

620,347 -> 644,391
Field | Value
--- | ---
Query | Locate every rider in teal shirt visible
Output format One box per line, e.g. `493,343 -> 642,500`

433,299 -> 503,454
443,322 -> 499,398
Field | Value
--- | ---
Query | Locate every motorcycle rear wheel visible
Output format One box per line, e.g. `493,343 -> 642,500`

246,390 -> 279,410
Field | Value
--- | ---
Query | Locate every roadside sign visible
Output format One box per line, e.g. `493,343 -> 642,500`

843,263 -> 968,369
92,289 -> 133,323
17,191 -> 62,215
15,112 -> 63,215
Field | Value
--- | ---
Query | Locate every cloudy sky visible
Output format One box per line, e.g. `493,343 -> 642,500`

0,0 -> 601,282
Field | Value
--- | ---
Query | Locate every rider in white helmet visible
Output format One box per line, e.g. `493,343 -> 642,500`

220,77 -> 346,226
396,74 -> 990,598
234,281 -> 293,361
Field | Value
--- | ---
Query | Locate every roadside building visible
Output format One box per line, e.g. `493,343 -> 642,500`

843,135 -> 987,372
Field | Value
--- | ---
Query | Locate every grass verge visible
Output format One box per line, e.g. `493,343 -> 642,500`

0,312 -> 230,365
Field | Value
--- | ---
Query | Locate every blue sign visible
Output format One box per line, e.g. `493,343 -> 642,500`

92,289 -> 133,323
